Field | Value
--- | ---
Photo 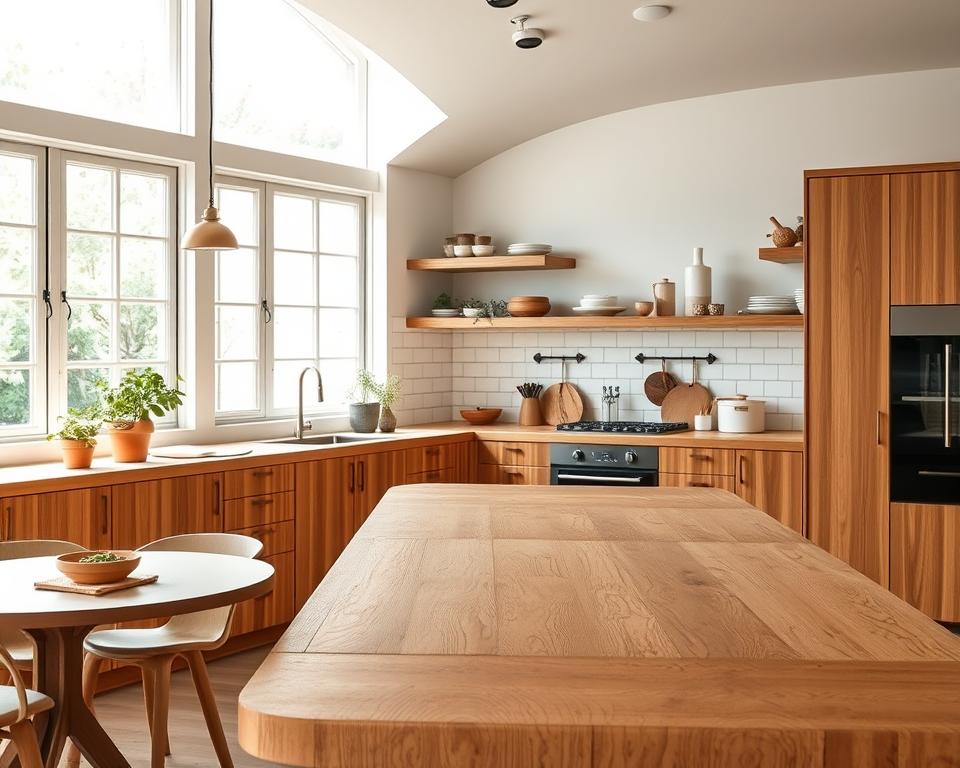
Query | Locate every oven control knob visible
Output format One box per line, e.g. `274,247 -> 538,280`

572,449 -> 585,462
625,451 -> 638,464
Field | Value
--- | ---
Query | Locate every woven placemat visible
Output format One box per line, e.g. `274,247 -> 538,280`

34,574 -> 158,596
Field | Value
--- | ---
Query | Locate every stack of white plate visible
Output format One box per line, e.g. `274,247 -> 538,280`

507,243 -> 552,256
793,288 -> 804,314
431,308 -> 461,317
744,295 -> 799,315
572,294 -> 626,316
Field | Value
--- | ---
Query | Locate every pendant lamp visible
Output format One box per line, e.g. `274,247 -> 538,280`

181,0 -> 238,251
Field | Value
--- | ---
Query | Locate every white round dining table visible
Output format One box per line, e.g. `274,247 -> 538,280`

0,551 -> 274,768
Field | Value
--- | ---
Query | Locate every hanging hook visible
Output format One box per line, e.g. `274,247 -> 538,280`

60,290 -> 72,320
260,299 -> 272,323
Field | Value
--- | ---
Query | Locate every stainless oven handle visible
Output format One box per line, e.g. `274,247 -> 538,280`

918,470 -> 960,478
946,343 -> 952,449
555,473 -> 646,484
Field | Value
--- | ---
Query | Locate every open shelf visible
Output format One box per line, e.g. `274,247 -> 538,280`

406,315 -> 804,330
406,254 -> 576,272
759,246 -> 804,264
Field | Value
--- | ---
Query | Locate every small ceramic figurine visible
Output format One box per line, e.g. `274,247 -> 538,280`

767,216 -> 799,248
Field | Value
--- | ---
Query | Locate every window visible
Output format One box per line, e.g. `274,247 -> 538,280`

215,178 -> 364,422
214,0 -> 365,165
0,1 -> 182,131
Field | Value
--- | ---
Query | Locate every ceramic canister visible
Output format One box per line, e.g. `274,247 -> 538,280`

684,247 -> 712,316
652,278 -> 676,317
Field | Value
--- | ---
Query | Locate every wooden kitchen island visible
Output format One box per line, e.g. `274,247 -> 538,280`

238,485 -> 960,767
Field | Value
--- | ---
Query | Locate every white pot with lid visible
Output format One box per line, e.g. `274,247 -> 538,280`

716,396 -> 765,433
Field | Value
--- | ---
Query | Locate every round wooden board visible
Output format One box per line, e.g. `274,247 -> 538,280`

644,371 -> 679,406
540,383 -> 584,426
660,383 -> 713,426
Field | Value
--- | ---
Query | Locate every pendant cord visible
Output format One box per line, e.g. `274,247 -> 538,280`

207,0 -> 215,208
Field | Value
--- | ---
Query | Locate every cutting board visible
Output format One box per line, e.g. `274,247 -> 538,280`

149,446 -> 253,459
540,383 -> 584,426
660,383 -> 712,426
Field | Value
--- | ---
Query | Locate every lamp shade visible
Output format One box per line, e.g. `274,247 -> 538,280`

180,206 -> 238,251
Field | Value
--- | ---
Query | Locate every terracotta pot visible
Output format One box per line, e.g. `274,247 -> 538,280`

60,440 -> 95,469
108,419 -> 155,462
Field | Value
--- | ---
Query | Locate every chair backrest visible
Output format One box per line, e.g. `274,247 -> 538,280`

0,645 -> 29,726
0,539 -> 82,561
136,533 -> 263,648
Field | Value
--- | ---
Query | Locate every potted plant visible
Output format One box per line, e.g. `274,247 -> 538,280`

348,369 -> 381,433
461,298 -> 485,318
46,405 -> 104,469
99,368 -> 185,462
431,292 -> 460,317
373,374 -> 403,433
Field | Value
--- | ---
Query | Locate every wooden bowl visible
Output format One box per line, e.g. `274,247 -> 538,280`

56,550 -> 140,585
460,407 -> 502,425
507,296 -> 551,317
635,301 -> 654,316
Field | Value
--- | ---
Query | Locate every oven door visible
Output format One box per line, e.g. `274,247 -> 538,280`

551,466 -> 658,486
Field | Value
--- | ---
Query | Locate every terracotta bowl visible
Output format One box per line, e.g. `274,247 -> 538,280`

635,301 -> 654,317
56,550 -> 140,585
460,407 -> 502,425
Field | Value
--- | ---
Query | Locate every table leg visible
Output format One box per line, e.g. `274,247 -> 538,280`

25,627 -> 130,768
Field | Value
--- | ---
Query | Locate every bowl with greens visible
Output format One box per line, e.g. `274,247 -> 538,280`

56,550 -> 140,585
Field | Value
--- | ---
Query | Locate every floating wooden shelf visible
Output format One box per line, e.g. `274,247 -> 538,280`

759,246 -> 804,264
406,255 -> 576,272
406,315 -> 804,330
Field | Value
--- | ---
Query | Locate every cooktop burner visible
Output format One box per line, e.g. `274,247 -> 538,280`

556,421 -> 689,434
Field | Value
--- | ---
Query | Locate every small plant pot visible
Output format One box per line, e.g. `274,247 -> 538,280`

349,402 -> 381,433
378,406 -> 397,433
60,440 -> 95,469
108,419 -> 155,462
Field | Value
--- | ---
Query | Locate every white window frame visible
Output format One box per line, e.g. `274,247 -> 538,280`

0,141 -> 47,440
214,175 -> 365,424
48,149 -> 179,425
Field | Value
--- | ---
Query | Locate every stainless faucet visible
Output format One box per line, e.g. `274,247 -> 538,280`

295,366 -> 324,439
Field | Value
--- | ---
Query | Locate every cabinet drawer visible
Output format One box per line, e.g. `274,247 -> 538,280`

226,519 -> 295,558
224,491 -> 294,530
407,467 -> 458,484
658,472 -> 735,492
659,447 -> 735,476
479,441 -> 549,467
479,464 -> 550,486
405,443 -> 459,474
223,464 -> 294,499
232,551 -> 294,636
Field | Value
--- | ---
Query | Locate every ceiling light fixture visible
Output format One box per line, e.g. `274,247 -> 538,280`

181,0 -> 238,251
486,0 -> 519,7
632,4 -> 672,22
510,15 -> 545,49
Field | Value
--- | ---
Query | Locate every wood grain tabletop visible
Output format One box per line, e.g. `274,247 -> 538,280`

239,485 -> 960,767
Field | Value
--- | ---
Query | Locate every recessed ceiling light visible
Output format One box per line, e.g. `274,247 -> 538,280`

487,0 -> 519,7
632,5 -> 672,22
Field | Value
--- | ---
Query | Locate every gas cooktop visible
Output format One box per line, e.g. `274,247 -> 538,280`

556,421 -> 689,434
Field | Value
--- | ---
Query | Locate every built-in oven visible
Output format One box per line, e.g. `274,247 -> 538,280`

891,306 -> 960,504
550,444 -> 658,486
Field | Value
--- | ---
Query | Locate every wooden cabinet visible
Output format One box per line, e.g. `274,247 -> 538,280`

478,464 -> 549,485
113,473 -> 223,549
223,464 -> 294,500
232,551 -> 295,636
659,447 -> 735,476
891,170 -> 960,305
478,441 -> 549,467
356,451 -> 407,528
224,491 -> 294,531
891,503 -> 960,623
659,473 -> 735,493
806,171 -> 890,585
1,488 -> 112,549
734,450 -> 803,534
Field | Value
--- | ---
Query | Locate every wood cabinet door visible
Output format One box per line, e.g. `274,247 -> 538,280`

112,473 -> 224,550
356,450 -> 406,530
891,503 -> 960,622
232,551 -> 295,635
294,458 -> 356,609
734,451 -> 803,534
891,170 -> 960,305
2,488 -> 112,549
806,173 -> 890,585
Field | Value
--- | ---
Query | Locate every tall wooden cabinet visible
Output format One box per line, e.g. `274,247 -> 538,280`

1,487 -> 113,549
805,171 -> 890,586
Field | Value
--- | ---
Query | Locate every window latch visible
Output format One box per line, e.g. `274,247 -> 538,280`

42,289 -> 53,319
260,299 -> 272,323
60,290 -> 72,320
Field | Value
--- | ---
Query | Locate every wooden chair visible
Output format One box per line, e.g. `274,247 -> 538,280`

66,533 -> 263,768
0,646 -> 54,768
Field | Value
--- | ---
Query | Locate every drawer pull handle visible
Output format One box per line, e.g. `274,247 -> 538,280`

100,495 -> 110,535
250,527 -> 274,539
690,482 -> 711,488
212,480 -> 221,516
425,447 -> 440,456
689,454 -> 711,461
739,455 -> 747,485
252,470 -> 274,478
251,498 -> 274,507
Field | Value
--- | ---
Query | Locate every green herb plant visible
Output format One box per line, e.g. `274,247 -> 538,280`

99,368 -> 185,426
470,298 -> 509,323
47,404 -> 104,448
432,292 -> 458,310
373,374 -> 403,409
79,552 -> 123,564
350,369 -> 380,404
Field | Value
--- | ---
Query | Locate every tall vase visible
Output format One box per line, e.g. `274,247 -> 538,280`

684,247 -> 712,316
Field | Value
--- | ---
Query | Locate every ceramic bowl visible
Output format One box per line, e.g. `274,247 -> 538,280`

454,233 -> 476,245
462,307 -> 484,318
635,301 -> 654,316
708,303 -> 725,316
472,245 -> 495,257
692,303 -> 709,316
475,235 -> 492,245
453,244 -> 474,257
580,295 -> 616,308
460,407 -> 503,425
507,296 -> 551,317
56,550 -> 140,585
442,244 -> 455,258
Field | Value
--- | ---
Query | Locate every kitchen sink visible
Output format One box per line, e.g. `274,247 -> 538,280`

265,434 -> 398,446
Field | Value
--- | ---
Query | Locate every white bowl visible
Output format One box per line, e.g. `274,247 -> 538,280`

462,307 -> 484,318
580,295 -> 617,308
472,245 -> 495,257
453,245 -> 474,257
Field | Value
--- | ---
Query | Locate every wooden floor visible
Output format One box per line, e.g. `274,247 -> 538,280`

68,648 -> 279,768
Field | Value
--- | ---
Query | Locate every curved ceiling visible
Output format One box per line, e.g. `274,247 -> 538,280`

302,0 -> 960,177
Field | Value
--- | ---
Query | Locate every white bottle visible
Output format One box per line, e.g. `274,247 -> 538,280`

684,247 -> 712,316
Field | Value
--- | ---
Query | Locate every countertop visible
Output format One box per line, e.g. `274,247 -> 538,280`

0,423 -> 802,497
238,484 -> 960,767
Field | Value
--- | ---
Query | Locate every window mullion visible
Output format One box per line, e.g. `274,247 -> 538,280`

263,182 -> 275,418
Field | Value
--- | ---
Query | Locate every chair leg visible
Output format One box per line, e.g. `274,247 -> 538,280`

185,650 -> 234,768
8,720 -> 43,768
147,656 -> 174,768
142,663 -> 171,756
64,652 -> 103,768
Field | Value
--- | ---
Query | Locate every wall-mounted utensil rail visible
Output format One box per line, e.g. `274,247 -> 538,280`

533,353 -> 586,364
635,353 -> 718,365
